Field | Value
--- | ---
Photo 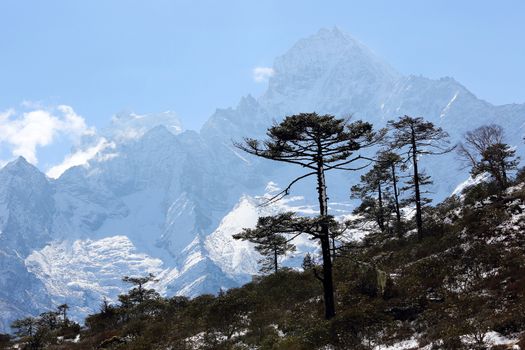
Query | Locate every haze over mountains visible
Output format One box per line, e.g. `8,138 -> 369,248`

0,28 -> 524,332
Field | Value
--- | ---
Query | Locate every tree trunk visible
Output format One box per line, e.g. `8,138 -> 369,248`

319,232 -> 335,319
377,182 -> 385,232
274,248 -> 278,273
331,234 -> 336,261
391,163 -> 402,231
139,284 -> 144,304
500,159 -> 508,189
410,128 -> 423,241
315,158 -> 336,320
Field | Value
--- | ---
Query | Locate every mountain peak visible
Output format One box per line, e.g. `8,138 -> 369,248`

2,156 -> 42,175
146,124 -> 172,134
260,28 -> 401,117
237,94 -> 260,113
106,111 -> 183,143
13,155 -> 30,165
139,124 -> 179,145
315,26 -> 357,42
271,27 -> 398,74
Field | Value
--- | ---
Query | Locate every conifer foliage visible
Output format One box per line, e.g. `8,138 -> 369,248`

236,112 -> 381,319
119,273 -> 160,307
233,214 -> 297,273
388,116 -> 453,240
10,304 -> 80,349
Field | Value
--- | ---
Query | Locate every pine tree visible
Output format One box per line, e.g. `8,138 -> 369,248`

302,253 -> 314,270
57,304 -> 69,324
378,151 -> 404,233
236,113 -> 381,319
38,311 -> 59,330
476,143 -> 519,189
119,273 -> 160,307
351,150 -> 404,235
11,317 -> 38,338
351,160 -> 390,232
388,116 -> 453,241
328,218 -> 350,259
233,214 -> 296,273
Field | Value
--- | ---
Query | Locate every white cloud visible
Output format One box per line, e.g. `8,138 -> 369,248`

46,138 -> 115,179
0,105 -> 94,165
253,66 -> 275,83
109,111 -> 183,142
20,100 -> 44,109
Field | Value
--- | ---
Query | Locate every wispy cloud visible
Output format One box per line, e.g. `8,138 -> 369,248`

253,66 -> 275,83
46,138 -> 115,179
0,105 -> 94,165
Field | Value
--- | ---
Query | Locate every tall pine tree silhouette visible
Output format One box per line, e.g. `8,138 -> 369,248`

388,116 -> 453,241
233,214 -> 296,273
236,113 -> 380,319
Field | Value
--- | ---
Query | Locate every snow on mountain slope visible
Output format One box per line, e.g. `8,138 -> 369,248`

25,236 -> 164,323
1,27 -> 525,331
0,253 -> 51,333
205,196 -> 262,278
94,188 -> 174,262
0,157 -> 54,254
205,187 -> 329,280
0,158 -> 55,332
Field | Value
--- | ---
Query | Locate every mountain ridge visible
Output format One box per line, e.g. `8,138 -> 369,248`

0,27 -> 524,332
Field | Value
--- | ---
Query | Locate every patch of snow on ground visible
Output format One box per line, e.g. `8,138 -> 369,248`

462,331 -> 521,348
373,338 -> 419,350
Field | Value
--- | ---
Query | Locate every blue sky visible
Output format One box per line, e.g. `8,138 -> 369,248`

0,1 -> 524,173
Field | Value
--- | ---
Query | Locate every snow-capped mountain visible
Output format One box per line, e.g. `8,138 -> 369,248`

0,158 -> 54,331
0,28 -> 524,331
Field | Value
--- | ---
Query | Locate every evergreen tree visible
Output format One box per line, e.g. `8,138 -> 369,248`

11,317 -> 38,338
57,304 -> 69,324
351,150 -> 404,235
38,311 -> 59,330
400,167 -> 433,224
388,116 -> 453,241
377,151 -> 403,232
119,273 -> 160,307
302,253 -> 314,270
11,316 -> 43,350
236,113 -> 381,319
233,215 -> 296,273
328,218 -> 350,259
477,143 -> 519,189
351,160 -> 390,232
